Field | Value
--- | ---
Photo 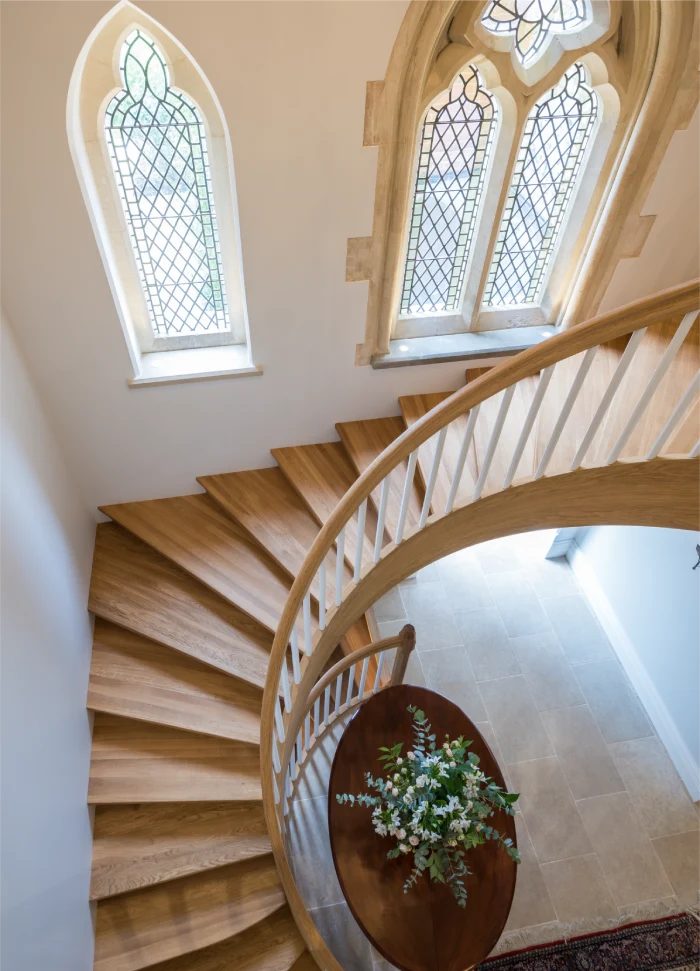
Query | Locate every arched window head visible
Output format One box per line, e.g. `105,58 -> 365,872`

484,62 -> 598,307
481,0 -> 591,69
105,31 -> 230,341
67,3 -> 258,386
401,66 -> 498,316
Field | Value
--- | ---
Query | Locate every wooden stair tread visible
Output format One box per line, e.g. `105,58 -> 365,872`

91,802 -> 270,901
143,905 -> 305,971
594,318 -> 700,461
88,620 -> 261,745
399,392 -> 478,513
94,856 -> 284,971
271,441 -> 378,568
336,417 -> 423,542
199,467 -> 373,655
101,494 -> 290,635
89,714 -> 261,804
465,368 -> 539,494
90,524 -> 272,689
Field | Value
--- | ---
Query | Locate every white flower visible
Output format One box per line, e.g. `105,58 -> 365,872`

403,794 -> 412,804
391,788 -> 399,797
399,843 -> 410,854
401,767 -> 407,774
445,749 -> 453,758
406,786 -> 414,795
476,823 -> 483,831
409,835 -> 419,846
451,740 -> 460,748
416,775 -> 427,789
394,773 -> 400,782
443,742 -> 450,750
397,828 -> 406,840
449,761 -> 456,768
447,840 -> 458,847
396,757 -> 403,765
407,752 -> 416,761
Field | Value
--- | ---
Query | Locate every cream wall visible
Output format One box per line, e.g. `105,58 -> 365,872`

1,310 -> 96,970
1,1 -> 698,513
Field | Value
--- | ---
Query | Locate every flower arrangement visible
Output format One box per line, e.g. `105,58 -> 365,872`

336,706 -> 521,907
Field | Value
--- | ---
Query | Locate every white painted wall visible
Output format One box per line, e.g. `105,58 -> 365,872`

1,2 -> 698,513
1,311 -> 96,969
569,526 -> 700,800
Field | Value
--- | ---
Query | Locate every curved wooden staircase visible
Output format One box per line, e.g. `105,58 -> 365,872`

87,284 -> 699,971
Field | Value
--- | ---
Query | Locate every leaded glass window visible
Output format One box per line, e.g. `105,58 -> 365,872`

483,62 -> 597,307
481,0 -> 591,68
401,66 -> 497,316
105,30 -> 230,340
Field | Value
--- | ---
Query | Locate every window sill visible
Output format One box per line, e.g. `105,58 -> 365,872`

370,325 -> 556,369
128,344 -> 263,387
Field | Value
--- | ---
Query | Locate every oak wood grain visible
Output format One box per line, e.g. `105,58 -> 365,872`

399,392 -> 478,512
89,714 -> 261,804
143,905 -> 306,971
90,524 -> 272,689
88,620 -> 262,744
272,441 -> 379,569
101,494 -> 290,635
91,802 -> 269,901
336,417 -> 424,540
94,856 -> 284,971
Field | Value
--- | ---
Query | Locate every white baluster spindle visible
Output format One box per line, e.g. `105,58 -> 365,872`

473,386 -> 516,500
646,371 -> 700,459
358,656 -> 370,699
373,477 -> 390,562
373,652 -> 385,693
354,499 -> 367,582
335,527 -> 345,606
445,406 -> 480,514
503,367 -> 555,489
318,559 -> 326,630
303,591 -> 313,655
535,346 -> 598,479
419,427 -> 447,528
290,627 -> 301,684
395,451 -> 418,543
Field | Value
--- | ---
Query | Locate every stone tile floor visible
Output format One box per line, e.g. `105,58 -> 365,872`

286,531 -> 699,970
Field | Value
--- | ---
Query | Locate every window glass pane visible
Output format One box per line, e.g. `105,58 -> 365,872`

483,62 -> 597,307
401,66 -> 498,316
481,0 -> 590,68
105,31 -> 230,338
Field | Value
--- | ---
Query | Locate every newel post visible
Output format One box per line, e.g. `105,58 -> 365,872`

390,624 -> 416,686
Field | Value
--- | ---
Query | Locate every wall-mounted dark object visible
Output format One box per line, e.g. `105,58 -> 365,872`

693,544 -> 700,570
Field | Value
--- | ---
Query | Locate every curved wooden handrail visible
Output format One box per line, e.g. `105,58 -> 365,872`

260,279 -> 700,970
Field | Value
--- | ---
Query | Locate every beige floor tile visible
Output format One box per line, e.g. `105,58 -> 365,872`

651,830 -> 700,907
524,556 -> 580,599
540,854 -> 618,922
505,815 -> 557,931
403,649 -> 426,688
420,645 -> 487,722
577,792 -> 673,906
473,539 -> 522,575
486,570 -> 551,638
311,901 -> 373,971
455,606 -> 522,682
509,757 -> 593,864
542,595 -> 613,664
435,550 -> 495,612
479,676 -> 554,764
474,720 -> 513,793
378,619 -> 405,638
573,660 -> 654,743
541,706 -> 625,799
511,632 -> 585,711
400,580 -> 463,652
608,737 -> 699,839
399,561 -> 439,585
288,794 -> 345,909
373,586 -> 406,623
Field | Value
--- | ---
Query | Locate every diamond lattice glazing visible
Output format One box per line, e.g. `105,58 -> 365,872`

483,62 -> 597,307
401,66 -> 498,316
105,31 -> 229,339
481,0 -> 591,67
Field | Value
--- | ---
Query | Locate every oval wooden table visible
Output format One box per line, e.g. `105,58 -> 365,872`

327,685 -> 517,971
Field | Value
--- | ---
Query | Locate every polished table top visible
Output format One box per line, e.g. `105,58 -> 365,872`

328,685 -> 517,971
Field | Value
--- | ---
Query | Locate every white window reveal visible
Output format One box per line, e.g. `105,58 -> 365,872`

400,66 -> 498,316
483,62 -> 598,307
105,30 -> 231,349
480,0 -> 591,68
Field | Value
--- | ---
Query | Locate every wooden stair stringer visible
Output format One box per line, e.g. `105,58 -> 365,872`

89,524 -> 272,690
90,801 -> 270,901
87,619 -> 262,745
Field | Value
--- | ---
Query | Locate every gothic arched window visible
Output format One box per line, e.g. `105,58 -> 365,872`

68,5 -> 256,385
483,62 -> 598,306
400,67 -> 498,316
105,31 -> 230,342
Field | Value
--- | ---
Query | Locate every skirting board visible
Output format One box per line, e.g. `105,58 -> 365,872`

567,541 -> 700,801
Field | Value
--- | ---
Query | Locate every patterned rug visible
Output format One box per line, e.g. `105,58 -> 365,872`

480,913 -> 699,970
